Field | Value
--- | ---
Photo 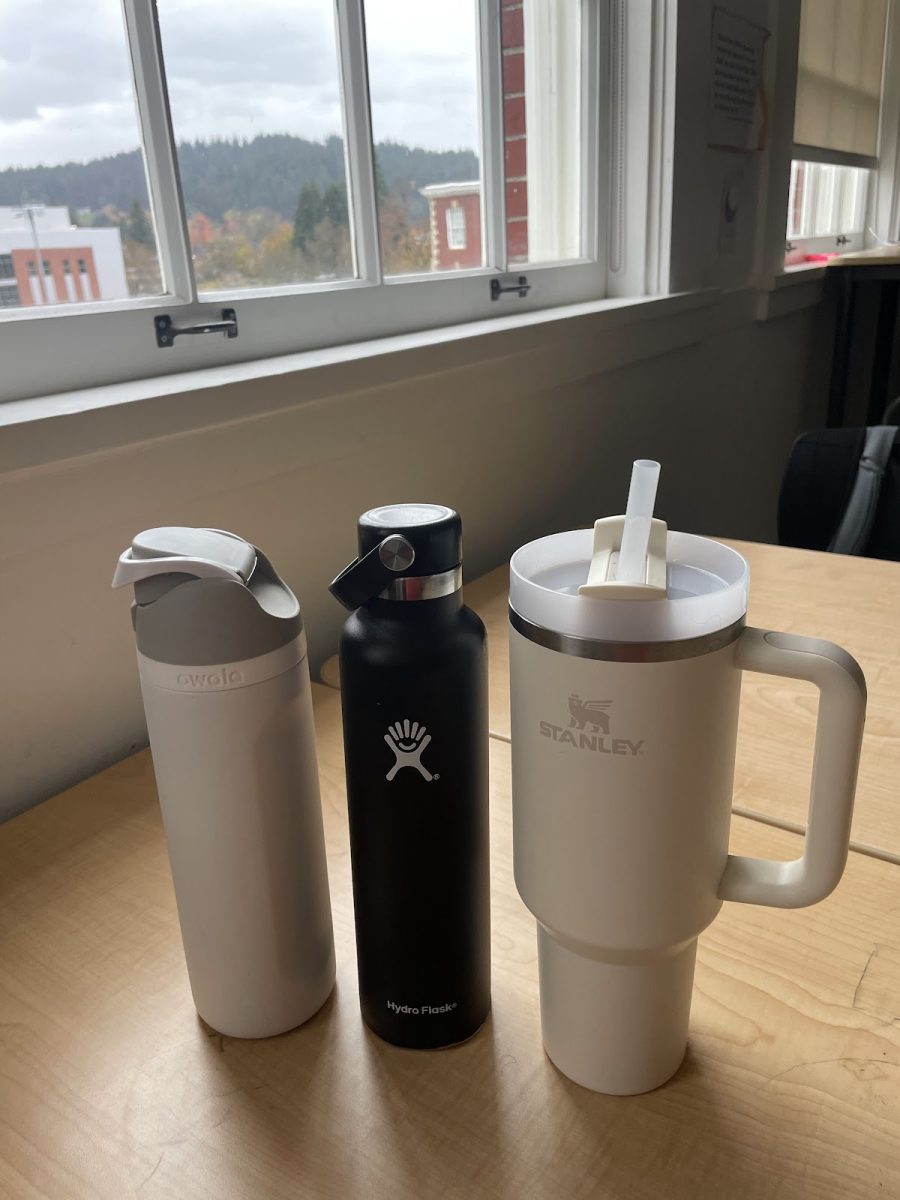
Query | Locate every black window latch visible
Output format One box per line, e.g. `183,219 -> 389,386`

155,309 -> 238,348
490,275 -> 530,301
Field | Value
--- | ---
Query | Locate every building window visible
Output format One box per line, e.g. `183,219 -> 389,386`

0,0 -> 619,403
446,206 -> 467,251
0,284 -> 21,308
0,254 -> 13,280
42,259 -> 52,276
63,259 -> 71,274
27,261 -> 36,277
787,0 -> 887,261
787,161 -> 870,248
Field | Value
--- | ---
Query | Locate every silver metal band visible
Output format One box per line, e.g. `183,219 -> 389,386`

508,605 -> 746,662
380,566 -> 463,601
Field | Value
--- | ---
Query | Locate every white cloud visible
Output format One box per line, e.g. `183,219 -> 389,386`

0,0 -> 481,168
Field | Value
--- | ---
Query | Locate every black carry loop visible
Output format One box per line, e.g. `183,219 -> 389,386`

778,402 -> 900,561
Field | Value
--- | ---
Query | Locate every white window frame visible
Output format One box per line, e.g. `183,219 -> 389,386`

0,0 -> 612,405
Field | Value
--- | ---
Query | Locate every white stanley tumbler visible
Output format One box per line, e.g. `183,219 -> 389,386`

113,527 -> 335,1038
509,462 -> 866,1094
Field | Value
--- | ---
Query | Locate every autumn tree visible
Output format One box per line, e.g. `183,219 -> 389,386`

293,182 -> 325,249
322,182 -> 349,227
125,199 -> 154,246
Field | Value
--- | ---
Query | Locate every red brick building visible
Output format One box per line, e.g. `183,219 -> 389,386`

0,207 -> 126,309
421,0 -> 528,271
0,246 -> 101,307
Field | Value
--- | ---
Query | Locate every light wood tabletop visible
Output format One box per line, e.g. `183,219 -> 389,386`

323,539 -> 900,862
827,246 -> 900,267
2,683 -> 900,1199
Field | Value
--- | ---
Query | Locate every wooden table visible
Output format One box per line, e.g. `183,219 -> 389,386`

323,539 -> 900,862
2,682 -> 900,1199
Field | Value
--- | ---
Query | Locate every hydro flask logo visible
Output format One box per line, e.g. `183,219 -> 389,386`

384,720 -> 438,782
175,667 -> 244,689
539,695 -> 644,757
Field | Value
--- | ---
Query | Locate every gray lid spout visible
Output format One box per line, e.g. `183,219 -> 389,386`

113,526 -> 303,666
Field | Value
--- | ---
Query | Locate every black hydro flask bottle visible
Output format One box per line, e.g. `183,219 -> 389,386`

329,504 -> 490,1048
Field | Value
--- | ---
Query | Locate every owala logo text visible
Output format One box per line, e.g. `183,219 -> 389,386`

384,720 -> 439,782
539,695 -> 644,757
175,667 -> 244,689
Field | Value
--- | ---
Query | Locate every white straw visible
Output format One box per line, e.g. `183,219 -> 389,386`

616,460 -> 660,584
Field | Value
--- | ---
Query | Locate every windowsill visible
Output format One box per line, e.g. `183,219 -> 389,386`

0,290 -> 716,473
752,263 -> 829,320
0,281 -> 818,476
779,263 -> 828,283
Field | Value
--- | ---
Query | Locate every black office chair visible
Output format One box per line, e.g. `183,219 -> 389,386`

778,398 -> 900,560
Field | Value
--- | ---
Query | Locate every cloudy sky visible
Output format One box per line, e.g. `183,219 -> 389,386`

0,0 -> 480,169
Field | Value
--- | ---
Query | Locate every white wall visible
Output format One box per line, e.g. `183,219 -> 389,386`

0,0 -> 837,818
0,292 -> 834,820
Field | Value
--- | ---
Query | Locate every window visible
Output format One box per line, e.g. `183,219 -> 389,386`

786,0 -> 888,261
787,161 -> 870,247
0,0 -> 612,403
446,206 -> 467,251
0,254 -> 13,279
0,284 -> 21,308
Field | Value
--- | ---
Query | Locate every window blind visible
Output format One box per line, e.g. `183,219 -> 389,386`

794,0 -> 888,160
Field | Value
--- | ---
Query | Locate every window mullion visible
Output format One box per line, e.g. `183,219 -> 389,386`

477,0 -> 506,272
581,0 -> 604,266
120,0 -> 196,304
335,0 -> 382,285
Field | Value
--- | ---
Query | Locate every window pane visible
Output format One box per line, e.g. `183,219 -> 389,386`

0,0 -> 161,308
503,0 -> 583,265
787,160 -> 870,240
365,0 -> 482,276
158,0 -> 354,293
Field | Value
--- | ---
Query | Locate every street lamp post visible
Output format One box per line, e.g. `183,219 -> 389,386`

15,203 -> 48,305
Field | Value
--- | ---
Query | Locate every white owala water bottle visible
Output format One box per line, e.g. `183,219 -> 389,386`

509,462 -> 867,1095
113,527 -> 335,1038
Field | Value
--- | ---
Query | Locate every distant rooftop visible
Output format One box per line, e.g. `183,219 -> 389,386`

419,181 -> 481,199
0,206 -> 73,232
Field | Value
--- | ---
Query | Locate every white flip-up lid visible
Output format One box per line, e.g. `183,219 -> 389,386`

112,527 -> 257,589
509,462 -> 749,643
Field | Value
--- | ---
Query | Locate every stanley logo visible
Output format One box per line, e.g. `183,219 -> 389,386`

539,694 -> 644,757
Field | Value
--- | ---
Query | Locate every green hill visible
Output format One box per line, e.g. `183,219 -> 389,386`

0,134 -> 479,224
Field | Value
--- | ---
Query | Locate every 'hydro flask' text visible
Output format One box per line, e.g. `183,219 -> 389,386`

539,721 -> 644,756
387,1000 -> 458,1015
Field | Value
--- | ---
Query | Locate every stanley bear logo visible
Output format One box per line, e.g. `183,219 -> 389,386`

540,698 -> 644,757
568,695 -> 611,734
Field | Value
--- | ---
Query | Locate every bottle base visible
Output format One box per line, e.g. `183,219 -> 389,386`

537,927 -> 696,1095
361,1002 -> 491,1051
195,962 -> 337,1040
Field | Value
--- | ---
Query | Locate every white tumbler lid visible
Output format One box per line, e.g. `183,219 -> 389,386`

509,528 -> 748,643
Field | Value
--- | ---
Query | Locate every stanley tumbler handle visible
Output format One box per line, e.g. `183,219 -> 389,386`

718,628 -> 866,909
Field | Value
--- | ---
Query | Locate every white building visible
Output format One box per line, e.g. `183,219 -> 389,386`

0,206 -> 128,308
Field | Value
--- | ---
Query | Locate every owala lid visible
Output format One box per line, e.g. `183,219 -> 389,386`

112,526 -> 302,665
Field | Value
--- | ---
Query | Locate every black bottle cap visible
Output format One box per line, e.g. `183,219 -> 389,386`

329,503 -> 462,611
358,504 -> 462,577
